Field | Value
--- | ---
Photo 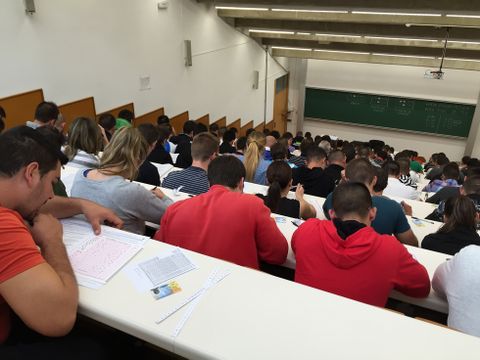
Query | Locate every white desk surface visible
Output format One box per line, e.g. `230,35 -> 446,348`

273,213 -> 449,314
77,235 -> 480,360
61,168 -> 448,313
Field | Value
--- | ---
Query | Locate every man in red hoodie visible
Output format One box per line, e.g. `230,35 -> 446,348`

292,182 -> 430,307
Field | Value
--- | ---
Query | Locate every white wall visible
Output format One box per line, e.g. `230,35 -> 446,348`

0,0 -> 286,126
303,59 -> 480,160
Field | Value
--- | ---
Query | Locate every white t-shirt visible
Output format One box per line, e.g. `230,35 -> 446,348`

433,245 -> 480,336
383,177 -> 420,200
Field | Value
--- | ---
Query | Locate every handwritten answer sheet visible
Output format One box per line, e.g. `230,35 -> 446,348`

62,218 -> 148,288
125,248 -> 196,292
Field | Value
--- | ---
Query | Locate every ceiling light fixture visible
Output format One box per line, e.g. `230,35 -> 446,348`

372,53 -> 436,59
352,11 -> 441,17
249,29 -> 295,35
364,36 -> 438,42
271,46 -> 312,51
314,49 -> 370,55
271,9 -> 348,14
215,6 -> 268,11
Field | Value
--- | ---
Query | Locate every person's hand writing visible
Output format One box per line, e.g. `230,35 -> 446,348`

295,184 -> 305,200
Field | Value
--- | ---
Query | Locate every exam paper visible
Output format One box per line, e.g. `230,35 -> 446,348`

62,218 -> 148,288
125,248 -> 196,292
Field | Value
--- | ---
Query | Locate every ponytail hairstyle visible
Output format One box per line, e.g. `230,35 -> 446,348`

264,161 -> 292,213
244,131 -> 266,182
438,195 -> 477,234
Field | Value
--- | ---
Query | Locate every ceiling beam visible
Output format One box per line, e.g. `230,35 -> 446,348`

271,48 -> 480,71
249,32 -> 480,51
202,0 -> 480,12
218,9 -> 480,28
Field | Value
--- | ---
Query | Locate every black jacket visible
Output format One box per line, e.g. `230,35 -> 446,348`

422,227 -> 480,255
292,166 -> 335,198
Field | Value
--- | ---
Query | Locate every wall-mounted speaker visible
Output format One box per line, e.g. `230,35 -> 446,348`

184,40 -> 192,67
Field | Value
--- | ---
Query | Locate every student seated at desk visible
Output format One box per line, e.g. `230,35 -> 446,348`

324,150 -> 346,186
288,137 -> 312,168
98,113 -> 116,142
292,182 -> 430,307
323,159 -> 418,246
64,117 -> 103,169
382,160 -> 420,200
148,125 -> 174,165
433,245 -> 480,336
422,195 -> 480,255
0,126 -> 122,356
257,161 -> 316,220
154,156 -> 288,269
136,124 -> 161,186
162,132 -> 218,195
423,162 -> 460,193
71,127 -> 173,235
292,146 -> 335,198
171,120 -> 196,169
219,129 -> 236,154
235,131 -> 271,185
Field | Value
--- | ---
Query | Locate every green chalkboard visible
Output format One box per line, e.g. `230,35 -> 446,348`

304,88 -> 475,138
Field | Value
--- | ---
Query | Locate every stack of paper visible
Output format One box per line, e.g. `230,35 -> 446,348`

62,218 -> 149,289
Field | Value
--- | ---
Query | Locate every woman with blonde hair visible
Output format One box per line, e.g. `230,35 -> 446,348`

71,127 -> 173,234
64,116 -> 104,168
237,131 -> 271,185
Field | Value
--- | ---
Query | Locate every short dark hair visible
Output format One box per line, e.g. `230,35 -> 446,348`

305,132 -> 312,139
191,132 -> 219,161
157,115 -> 170,126
437,153 -> 450,166
462,156 -> 471,165
137,123 -> 160,146
208,155 -> 246,188
183,120 -> 197,134
36,125 -> 66,148
345,158 -> 375,186
357,147 -> 371,159
0,126 -> 67,177
332,182 -> 372,219
397,158 -> 410,175
342,143 -> 356,163
270,130 -> 280,139
118,109 -> 134,123
157,125 -> 172,144
34,101 -> 59,124
373,167 -> 388,193
328,150 -> 345,164
270,142 -> 288,161
98,113 -> 116,131
463,175 -> 480,195
209,123 -> 219,133
299,137 -> 314,155
246,128 -> 255,138
194,123 -> 208,135
443,162 -> 460,180
222,129 -> 236,143
306,146 -> 327,163
236,136 -> 247,152
281,132 -> 293,140
383,160 -> 400,177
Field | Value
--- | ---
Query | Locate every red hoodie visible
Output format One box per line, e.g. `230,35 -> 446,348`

292,219 -> 430,307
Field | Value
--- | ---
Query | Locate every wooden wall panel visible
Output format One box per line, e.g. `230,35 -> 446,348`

59,97 -> 96,131
213,116 -> 226,128
0,89 -> 44,129
96,103 -> 135,121
170,111 -> 189,134
265,120 -> 275,132
239,120 -> 253,137
196,114 -> 210,127
254,122 -> 264,133
228,118 -> 241,132
134,108 -> 165,127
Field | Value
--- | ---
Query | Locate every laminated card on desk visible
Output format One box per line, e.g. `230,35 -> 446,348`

61,218 -> 147,288
125,248 -> 197,292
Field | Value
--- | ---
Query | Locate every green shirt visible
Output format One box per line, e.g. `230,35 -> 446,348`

115,118 -> 132,130
410,160 -> 423,173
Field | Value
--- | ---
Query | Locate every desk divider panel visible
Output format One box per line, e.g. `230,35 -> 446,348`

96,103 -> 135,121
213,116 -> 226,128
170,111 -> 189,134
228,118 -> 241,132
0,89 -> 44,129
254,122 -> 264,133
59,97 -> 96,131
265,120 -> 274,132
239,120 -> 253,137
134,107 -> 165,127
196,114 -> 210,127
